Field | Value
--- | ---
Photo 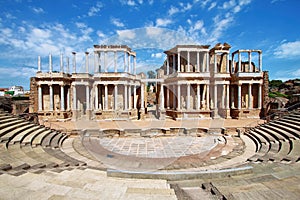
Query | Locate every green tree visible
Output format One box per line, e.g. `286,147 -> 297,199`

147,70 -> 156,79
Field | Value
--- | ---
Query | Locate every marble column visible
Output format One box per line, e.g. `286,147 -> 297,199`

222,85 -> 225,109
85,52 -> 89,73
66,57 -> 70,74
133,85 -> 137,109
248,84 -> 252,109
128,85 -> 132,109
86,85 -> 90,110
49,54 -> 52,72
226,85 -> 230,109
72,52 -> 76,73
177,84 -> 181,110
173,85 -> 176,109
187,84 -> 190,110
128,53 -> 131,73
259,52 -> 262,72
160,84 -> 164,110
206,52 -> 209,72
177,52 -> 181,72
38,56 -> 41,72
124,84 -> 128,110
166,56 -> 169,75
67,87 -> 70,110
248,51 -> 252,72
214,84 -> 217,109
104,84 -> 108,110
206,85 -> 210,109
72,85 -> 76,110
258,84 -> 262,109
94,85 -> 99,110
114,85 -> 118,110
166,86 -> 169,109
238,84 -> 242,109
49,84 -> 53,111
38,85 -> 42,111
60,85 -> 65,111
197,84 -> 200,110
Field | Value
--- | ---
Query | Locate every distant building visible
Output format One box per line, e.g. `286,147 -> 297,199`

30,43 -> 268,121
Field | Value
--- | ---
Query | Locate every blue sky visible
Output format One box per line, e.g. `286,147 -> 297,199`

0,0 -> 299,89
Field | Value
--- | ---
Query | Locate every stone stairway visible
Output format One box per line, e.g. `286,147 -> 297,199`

0,168 -> 177,200
0,110 -> 85,175
244,110 -> 300,163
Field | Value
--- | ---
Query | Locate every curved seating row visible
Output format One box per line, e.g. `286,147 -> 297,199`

245,110 -> 300,163
0,110 -> 86,175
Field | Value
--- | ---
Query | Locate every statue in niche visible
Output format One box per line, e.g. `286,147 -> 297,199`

149,84 -> 154,93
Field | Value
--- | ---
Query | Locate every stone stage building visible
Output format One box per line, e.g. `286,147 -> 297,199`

29,43 -> 268,121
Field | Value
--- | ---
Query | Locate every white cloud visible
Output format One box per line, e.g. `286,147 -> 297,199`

146,27 -> 163,37
221,0 -> 236,9
31,7 -> 44,14
96,30 -> 106,38
274,68 -> 300,81
156,18 -> 173,27
121,0 -> 136,6
111,17 -> 125,27
116,29 -> 136,39
88,2 -> 103,17
180,2 -> 192,11
208,2 -> 217,10
168,6 -> 179,15
200,0 -> 212,8
151,53 -> 163,58
274,40 -> 300,58
0,66 -> 36,78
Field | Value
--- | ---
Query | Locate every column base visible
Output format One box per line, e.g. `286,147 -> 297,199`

86,109 -> 92,120
139,108 -> 145,120
159,109 -> 166,120
72,110 -> 78,121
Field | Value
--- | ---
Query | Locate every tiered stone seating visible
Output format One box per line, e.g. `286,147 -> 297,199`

0,168 -> 177,199
245,110 -> 300,163
0,110 -> 86,174
171,163 -> 300,200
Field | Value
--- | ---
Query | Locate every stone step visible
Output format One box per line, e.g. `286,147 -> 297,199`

31,129 -> 53,147
43,147 -> 86,167
9,125 -> 41,144
275,120 -> 300,133
0,119 -> 25,129
263,124 -> 297,140
41,131 -> 59,147
61,137 -> 103,168
269,122 -> 300,139
0,121 -> 30,137
21,128 -> 48,145
0,123 -> 36,143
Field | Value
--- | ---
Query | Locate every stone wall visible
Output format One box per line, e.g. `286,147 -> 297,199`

262,71 -> 270,117
29,77 -> 38,113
